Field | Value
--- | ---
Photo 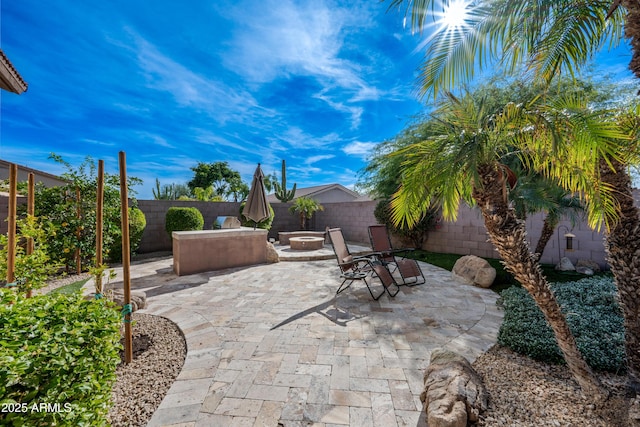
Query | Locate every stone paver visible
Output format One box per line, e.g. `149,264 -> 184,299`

93,247 -> 503,426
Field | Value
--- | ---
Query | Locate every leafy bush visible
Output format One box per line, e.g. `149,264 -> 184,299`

27,155 -> 141,273
239,202 -> 274,230
497,276 -> 625,372
0,216 -> 61,296
107,207 -> 147,262
374,199 -> 437,249
165,207 -> 204,236
0,291 -> 121,426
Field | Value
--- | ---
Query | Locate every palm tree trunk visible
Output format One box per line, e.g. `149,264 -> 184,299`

473,164 -> 605,400
600,158 -> 640,390
534,215 -> 558,258
622,0 -> 640,79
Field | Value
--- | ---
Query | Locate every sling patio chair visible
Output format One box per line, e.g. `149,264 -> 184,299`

327,227 -> 399,300
368,225 -> 426,286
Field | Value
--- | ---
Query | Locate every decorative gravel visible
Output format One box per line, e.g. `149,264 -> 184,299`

108,313 -> 186,427
473,346 -> 631,427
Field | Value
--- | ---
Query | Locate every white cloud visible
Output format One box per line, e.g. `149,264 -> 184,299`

125,30 -> 276,127
272,126 -> 341,149
305,155 -> 335,165
342,141 -> 378,159
222,0 -> 383,128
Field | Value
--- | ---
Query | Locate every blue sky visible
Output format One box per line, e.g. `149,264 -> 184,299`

0,0 -> 635,199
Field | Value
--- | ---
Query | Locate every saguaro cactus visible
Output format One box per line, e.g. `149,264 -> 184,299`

274,159 -> 297,202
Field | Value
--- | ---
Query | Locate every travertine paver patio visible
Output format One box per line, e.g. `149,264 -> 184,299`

99,247 -> 503,427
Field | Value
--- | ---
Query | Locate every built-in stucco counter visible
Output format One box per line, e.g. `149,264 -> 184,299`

172,227 -> 268,276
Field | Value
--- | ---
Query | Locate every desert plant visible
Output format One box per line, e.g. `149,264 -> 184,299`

0,291 -> 121,426
165,207 -> 204,236
239,202 -> 275,230
288,196 -> 323,230
274,160 -> 296,202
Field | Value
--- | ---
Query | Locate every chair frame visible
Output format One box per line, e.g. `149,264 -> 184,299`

327,227 -> 399,300
368,225 -> 426,286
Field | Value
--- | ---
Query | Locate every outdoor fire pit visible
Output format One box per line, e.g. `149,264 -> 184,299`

289,236 -> 325,251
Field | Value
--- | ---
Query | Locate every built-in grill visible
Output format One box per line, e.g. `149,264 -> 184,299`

213,216 -> 241,229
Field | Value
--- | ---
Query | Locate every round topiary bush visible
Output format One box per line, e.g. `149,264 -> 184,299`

239,202 -> 275,230
108,207 -> 147,262
165,206 -> 204,236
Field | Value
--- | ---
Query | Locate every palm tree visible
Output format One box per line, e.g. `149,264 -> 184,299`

508,169 -> 584,258
288,197 -> 324,230
391,91 -> 621,400
388,0 -> 640,393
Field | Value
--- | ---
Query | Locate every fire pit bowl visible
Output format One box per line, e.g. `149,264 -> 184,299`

289,236 -> 325,251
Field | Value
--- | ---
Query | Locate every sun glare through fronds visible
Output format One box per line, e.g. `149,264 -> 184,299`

411,0 -> 479,51
442,0 -> 469,30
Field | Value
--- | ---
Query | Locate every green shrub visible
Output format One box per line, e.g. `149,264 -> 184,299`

0,216 -> 61,296
497,276 -> 625,372
374,199 -> 437,249
0,291 -> 121,426
26,154 -> 142,273
107,207 -> 147,262
239,202 -> 275,230
165,207 -> 204,236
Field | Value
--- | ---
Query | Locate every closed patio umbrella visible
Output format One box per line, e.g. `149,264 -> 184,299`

242,163 -> 271,227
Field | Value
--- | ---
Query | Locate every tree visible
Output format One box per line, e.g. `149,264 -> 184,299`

388,0 -> 640,395
187,162 -> 247,201
507,165 -> 584,258
288,197 -> 324,230
391,91 -> 621,400
30,154 -> 143,270
263,172 -> 278,193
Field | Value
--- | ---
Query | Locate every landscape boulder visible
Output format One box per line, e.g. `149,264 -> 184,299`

451,255 -> 496,288
111,290 -> 147,311
576,259 -> 601,275
266,241 -> 280,263
421,349 -> 488,427
555,256 -> 576,272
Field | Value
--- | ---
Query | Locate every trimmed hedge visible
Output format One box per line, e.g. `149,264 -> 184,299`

0,291 -> 121,426
165,207 -> 204,236
497,276 -> 625,372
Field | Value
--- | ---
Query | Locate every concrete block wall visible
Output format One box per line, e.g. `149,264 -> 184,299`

137,200 -> 242,253
314,201 -> 379,244
136,200 -> 378,253
8,187 -> 632,268
424,202 -> 612,268
524,211 -> 607,267
423,204 -> 498,259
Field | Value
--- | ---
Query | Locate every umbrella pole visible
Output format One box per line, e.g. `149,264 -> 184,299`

119,151 -> 133,364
